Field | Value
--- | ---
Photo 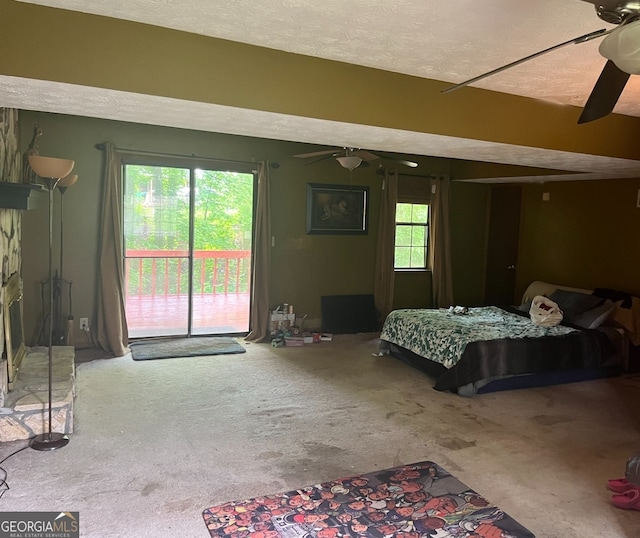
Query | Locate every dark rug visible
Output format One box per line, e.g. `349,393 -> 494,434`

130,336 -> 246,361
202,460 -> 534,537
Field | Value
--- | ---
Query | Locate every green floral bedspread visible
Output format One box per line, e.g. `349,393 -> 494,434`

380,306 -> 576,369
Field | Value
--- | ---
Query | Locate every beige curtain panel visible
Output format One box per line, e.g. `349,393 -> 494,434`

94,142 -> 129,357
373,168 -> 398,325
245,161 -> 272,343
429,175 -> 454,308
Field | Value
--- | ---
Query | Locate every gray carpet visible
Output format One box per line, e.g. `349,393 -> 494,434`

130,336 -> 246,360
2,334 -> 639,537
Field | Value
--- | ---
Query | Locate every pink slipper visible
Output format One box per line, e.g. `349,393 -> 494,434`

607,477 -> 639,494
611,489 -> 640,510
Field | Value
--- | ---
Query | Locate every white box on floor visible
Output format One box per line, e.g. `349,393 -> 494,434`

270,312 -> 296,334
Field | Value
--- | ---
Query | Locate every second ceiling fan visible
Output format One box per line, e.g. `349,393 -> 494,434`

443,1 -> 640,124
293,147 -> 418,170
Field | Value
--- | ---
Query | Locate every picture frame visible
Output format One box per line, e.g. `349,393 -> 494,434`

306,183 -> 369,235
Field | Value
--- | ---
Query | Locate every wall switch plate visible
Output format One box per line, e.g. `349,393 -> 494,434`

542,192 -> 550,202
79,318 -> 89,331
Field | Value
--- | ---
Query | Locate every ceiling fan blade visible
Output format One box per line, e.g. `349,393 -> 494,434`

393,159 -> 419,168
303,154 -> 339,166
578,59 -> 630,124
293,149 -> 341,158
370,151 -> 419,168
441,28 -> 608,94
353,149 -> 380,161
294,147 -> 418,168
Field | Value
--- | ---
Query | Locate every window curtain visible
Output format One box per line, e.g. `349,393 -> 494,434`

245,161 -> 271,343
428,175 -> 454,308
373,168 -> 398,326
93,142 -> 129,356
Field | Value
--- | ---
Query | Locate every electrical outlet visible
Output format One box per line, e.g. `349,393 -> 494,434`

79,318 -> 89,331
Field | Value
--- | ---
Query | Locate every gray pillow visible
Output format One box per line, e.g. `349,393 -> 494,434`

570,301 -> 617,330
548,289 -> 604,317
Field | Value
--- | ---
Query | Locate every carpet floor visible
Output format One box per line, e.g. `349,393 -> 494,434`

0,334 -> 639,537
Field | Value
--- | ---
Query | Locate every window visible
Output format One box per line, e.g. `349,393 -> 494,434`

394,203 -> 428,269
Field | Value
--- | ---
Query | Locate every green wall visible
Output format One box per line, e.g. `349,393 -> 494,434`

517,179 -> 640,299
27,109 -> 640,347
19,110 -> 489,343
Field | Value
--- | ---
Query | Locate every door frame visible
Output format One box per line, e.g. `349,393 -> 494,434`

121,153 -> 258,338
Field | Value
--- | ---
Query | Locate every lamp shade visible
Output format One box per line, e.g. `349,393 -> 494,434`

28,155 -> 75,179
57,174 -> 78,189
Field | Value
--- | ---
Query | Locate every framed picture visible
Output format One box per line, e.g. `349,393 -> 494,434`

306,183 -> 369,235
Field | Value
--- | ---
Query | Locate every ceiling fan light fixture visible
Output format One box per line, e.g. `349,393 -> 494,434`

599,19 -> 640,74
336,155 -> 363,170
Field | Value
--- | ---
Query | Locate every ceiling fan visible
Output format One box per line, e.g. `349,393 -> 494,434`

293,147 -> 418,170
443,1 -> 640,124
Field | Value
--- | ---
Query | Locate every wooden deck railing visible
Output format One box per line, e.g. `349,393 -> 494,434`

125,249 -> 251,297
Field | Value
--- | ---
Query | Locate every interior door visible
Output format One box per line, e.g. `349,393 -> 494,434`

483,185 -> 522,306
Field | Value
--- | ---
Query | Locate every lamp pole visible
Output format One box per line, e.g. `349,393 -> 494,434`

30,178 -> 70,450
57,174 -> 77,346
28,156 -> 74,452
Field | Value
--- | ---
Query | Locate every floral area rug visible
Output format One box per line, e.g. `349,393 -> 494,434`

202,460 -> 534,537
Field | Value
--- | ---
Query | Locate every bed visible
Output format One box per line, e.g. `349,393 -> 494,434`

379,281 -> 627,396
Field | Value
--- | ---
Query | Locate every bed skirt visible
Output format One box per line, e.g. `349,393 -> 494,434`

387,342 -> 621,396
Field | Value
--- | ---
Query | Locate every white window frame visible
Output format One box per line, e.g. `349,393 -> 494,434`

394,202 -> 429,270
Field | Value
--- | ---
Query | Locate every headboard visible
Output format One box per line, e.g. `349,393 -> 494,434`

520,281 -> 637,371
521,281 -> 592,304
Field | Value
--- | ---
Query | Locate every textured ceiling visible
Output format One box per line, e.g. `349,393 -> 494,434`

9,0 -> 640,182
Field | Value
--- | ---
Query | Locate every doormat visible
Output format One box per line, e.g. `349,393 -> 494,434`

130,336 -> 246,361
202,460 -> 534,537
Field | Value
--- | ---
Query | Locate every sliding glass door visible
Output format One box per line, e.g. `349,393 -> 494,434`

190,168 -> 254,335
123,160 -> 255,338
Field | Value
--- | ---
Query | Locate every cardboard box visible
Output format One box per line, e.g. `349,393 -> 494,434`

284,336 -> 304,347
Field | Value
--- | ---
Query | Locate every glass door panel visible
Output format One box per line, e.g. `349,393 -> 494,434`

123,165 -> 191,338
191,169 -> 254,335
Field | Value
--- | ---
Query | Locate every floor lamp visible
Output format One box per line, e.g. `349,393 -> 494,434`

28,155 -> 75,451
57,174 -> 78,346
